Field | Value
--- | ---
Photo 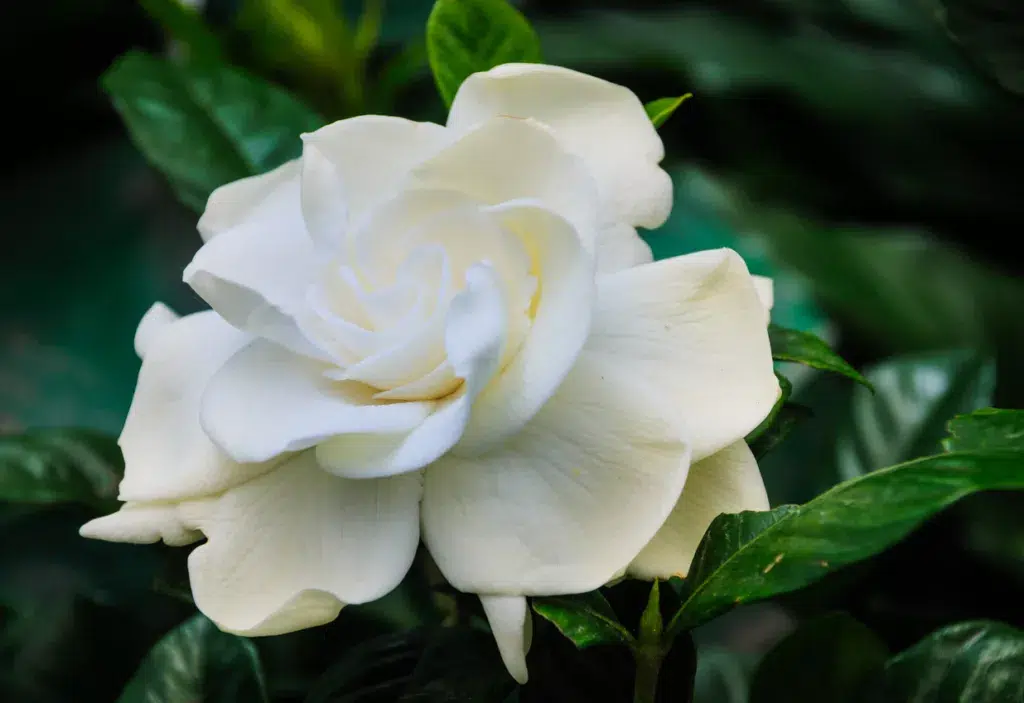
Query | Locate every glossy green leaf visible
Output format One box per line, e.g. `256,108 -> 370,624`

103,51 -> 324,211
117,615 -> 267,703
769,324 -> 870,389
645,94 -> 692,128
749,402 -> 813,460
533,591 -> 635,650
140,0 -> 222,63
749,613 -> 888,703
836,351 -> 995,480
868,621 -> 1024,702
943,408 -> 1024,453
667,451 -> 1024,637
746,372 -> 793,444
0,429 -> 122,507
426,0 -> 542,106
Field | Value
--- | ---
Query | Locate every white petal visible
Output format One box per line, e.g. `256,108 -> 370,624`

410,117 -> 601,250
316,263 -> 507,478
457,202 -> 594,453
198,160 -> 301,242
80,503 -> 202,546
481,595 -> 532,685
118,310 -> 276,503
596,222 -> 654,273
587,249 -> 779,461
201,339 -> 434,464
422,353 -> 691,594
630,441 -> 769,578
752,275 -> 774,322
181,452 -> 421,636
448,64 -> 671,229
184,168 -> 327,360
299,116 -> 450,248
133,302 -> 180,359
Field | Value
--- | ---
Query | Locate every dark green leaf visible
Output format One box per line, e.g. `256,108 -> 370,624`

691,647 -> 754,703
117,614 -> 267,703
935,0 -> 1024,95
943,408 -> 1024,452
749,613 -> 888,703
836,352 -> 995,480
746,372 -> 793,444
0,429 -> 121,507
400,624 -> 516,701
769,324 -> 871,389
426,0 -> 542,106
749,402 -> 814,460
533,591 -> 634,650
103,51 -> 324,211
645,94 -> 692,128
305,630 -> 426,703
140,0 -> 223,63
668,451 -> 1024,637
868,620 -> 1024,702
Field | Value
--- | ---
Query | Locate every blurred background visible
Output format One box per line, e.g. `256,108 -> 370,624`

1,1 -> 1022,701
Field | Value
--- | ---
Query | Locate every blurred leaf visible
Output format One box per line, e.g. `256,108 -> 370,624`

749,613 -> 887,703
836,352 -> 995,480
426,0 -> 542,106
354,0 -> 385,61
645,94 -> 692,128
691,647 -> 752,703
305,630 -> 427,703
769,325 -> 871,390
935,0 -> 1024,95
0,429 -> 121,507
400,624 -> 515,702
371,41 -> 430,112
103,51 -> 323,211
668,451 -> 1024,637
141,0 -> 223,62
867,620 -> 1024,701
117,614 -> 267,703
533,591 -> 634,650
943,408 -> 1024,452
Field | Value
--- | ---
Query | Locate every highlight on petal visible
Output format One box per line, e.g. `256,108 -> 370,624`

197,159 -> 301,242
752,275 -> 774,321
447,63 -> 671,229
480,595 -> 532,685
422,353 -> 691,595
630,441 -> 769,579
117,310 -> 277,503
587,248 -> 779,461
133,302 -> 180,359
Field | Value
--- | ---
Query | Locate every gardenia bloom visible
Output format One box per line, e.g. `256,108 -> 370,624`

81,64 -> 778,683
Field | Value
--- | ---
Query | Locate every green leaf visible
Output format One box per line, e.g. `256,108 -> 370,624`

103,51 -> 324,211
645,94 -> 692,128
0,429 -> 122,507
868,621 -> 1024,702
667,451 -> 1024,637
746,372 -> 793,444
117,614 -> 267,703
836,351 -> 995,480
935,0 -> 1024,96
769,324 -> 871,389
426,0 -> 542,106
943,408 -> 1024,453
748,613 -> 888,703
140,0 -> 223,63
691,647 -> 753,703
533,591 -> 635,649
305,630 -> 426,703
748,402 -> 814,460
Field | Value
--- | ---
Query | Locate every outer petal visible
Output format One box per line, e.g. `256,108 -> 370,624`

753,275 -> 774,321
80,503 -> 202,547
587,249 -> 779,461
481,595 -> 532,685
421,353 -> 691,594
197,159 -> 301,242
118,309 -> 277,503
630,441 -> 769,578
448,64 -> 671,229
596,222 -> 654,273
180,452 -> 422,636
315,263 -> 507,478
201,339 -> 433,464
184,166 -> 327,360
299,116 -> 450,249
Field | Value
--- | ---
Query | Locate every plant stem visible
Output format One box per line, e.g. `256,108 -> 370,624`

632,645 -> 664,703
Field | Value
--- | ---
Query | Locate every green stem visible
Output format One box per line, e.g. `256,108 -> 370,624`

632,645 -> 664,703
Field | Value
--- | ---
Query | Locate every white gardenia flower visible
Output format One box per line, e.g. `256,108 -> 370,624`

81,64 -> 779,684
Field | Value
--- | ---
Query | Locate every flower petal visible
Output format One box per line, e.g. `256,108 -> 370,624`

315,263 -> 507,478
184,168 -> 327,360
448,64 -> 671,229
299,116 -> 450,249
118,309 -> 277,503
596,222 -> 653,273
133,302 -> 180,359
201,339 -> 434,464
80,503 -> 202,546
422,353 -> 691,594
197,159 -> 301,242
630,441 -> 769,579
457,202 -> 594,453
587,249 -> 779,461
410,117 -> 601,250
181,452 -> 421,636
480,595 -> 532,684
